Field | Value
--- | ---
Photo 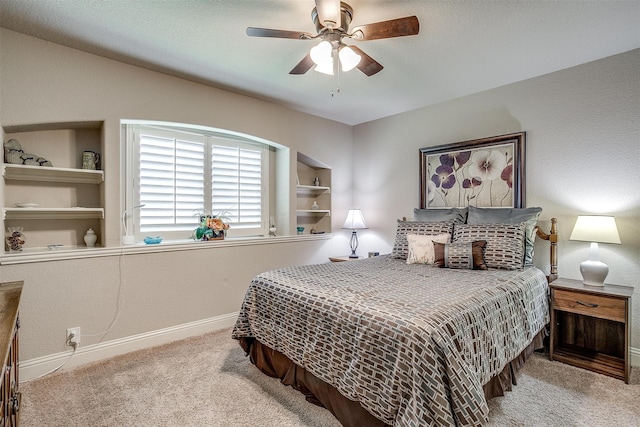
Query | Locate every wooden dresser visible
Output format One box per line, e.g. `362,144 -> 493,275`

0,281 -> 22,427
549,277 -> 632,383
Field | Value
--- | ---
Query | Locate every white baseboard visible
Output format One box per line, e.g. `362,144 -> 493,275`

631,346 -> 640,368
21,311 -> 239,382
20,316 -> 640,382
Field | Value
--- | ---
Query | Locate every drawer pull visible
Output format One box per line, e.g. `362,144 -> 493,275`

576,300 -> 599,308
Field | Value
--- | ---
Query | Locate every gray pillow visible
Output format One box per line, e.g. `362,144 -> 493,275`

466,206 -> 542,266
413,207 -> 468,224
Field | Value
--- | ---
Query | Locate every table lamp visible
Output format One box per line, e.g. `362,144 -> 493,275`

342,209 -> 368,258
569,215 -> 621,286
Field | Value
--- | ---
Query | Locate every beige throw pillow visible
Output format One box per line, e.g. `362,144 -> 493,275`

406,233 -> 450,264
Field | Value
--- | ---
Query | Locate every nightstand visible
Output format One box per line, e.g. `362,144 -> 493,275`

329,256 -> 363,262
549,277 -> 633,383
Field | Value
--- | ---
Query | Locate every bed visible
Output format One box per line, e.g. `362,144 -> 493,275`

232,209 -> 558,427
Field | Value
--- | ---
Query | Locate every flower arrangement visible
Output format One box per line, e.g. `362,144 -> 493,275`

193,210 -> 230,241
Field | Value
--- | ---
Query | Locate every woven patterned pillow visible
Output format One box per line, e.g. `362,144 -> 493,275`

452,222 -> 526,270
433,240 -> 488,270
467,206 -> 542,266
392,221 -> 454,260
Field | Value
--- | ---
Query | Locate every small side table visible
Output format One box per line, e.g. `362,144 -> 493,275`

549,277 -> 632,383
329,256 -> 363,262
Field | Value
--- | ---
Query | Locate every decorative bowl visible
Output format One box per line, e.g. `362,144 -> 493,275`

143,236 -> 162,244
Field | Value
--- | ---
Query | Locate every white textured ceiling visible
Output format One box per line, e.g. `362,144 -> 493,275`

1,0 -> 639,125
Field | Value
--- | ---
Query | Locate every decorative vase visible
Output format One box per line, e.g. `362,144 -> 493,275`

84,228 -> 97,247
211,229 -> 225,240
193,227 -> 225,241
6,227 -> 25,253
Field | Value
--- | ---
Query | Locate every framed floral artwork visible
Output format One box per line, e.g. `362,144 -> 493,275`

419,132 -> 525,208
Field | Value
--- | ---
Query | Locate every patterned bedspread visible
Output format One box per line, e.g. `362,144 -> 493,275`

232,255 -> 549,427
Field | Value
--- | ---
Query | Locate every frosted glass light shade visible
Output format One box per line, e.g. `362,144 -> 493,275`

570,215 -> 621,286
339,46 -> 361,71
314,60 -> 334,75
311,41 -> 334,75
310,41 -> 332,66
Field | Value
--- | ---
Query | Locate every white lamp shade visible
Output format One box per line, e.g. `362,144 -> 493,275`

313,59 -> 334,75
339,46 -> 361,72
570,216 -> 621,244
343,209 -> 367,230
310,41 -> 332,66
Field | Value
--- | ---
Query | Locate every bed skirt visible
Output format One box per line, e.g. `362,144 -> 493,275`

236,328 -> 546,427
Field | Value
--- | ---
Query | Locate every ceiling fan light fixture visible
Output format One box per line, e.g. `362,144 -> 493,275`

248,3 -> 419,78
338,45 -> 361,72
310,40 -> 333,66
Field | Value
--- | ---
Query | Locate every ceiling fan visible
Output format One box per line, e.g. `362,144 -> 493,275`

246,0 -> 419,77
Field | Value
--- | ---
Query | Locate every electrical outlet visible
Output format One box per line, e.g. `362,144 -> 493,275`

66,327 -> 81,347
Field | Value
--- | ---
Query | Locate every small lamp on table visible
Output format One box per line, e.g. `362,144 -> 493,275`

569,215 -> 621,286
342,209 -> 368,259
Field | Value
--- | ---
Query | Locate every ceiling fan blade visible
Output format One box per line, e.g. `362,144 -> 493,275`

315,0 -> 341,29
289,54 -> 315,75
246,27 -> 313,40
349,46 -> 383,76
350,16 -> 419,41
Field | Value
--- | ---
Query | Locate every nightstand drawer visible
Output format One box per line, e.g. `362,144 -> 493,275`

553,289 -> 626,322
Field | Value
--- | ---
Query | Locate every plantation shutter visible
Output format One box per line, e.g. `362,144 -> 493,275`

139,129 -> 205,232
211,144 -> 263,230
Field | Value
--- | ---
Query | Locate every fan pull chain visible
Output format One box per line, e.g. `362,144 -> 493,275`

331,59 -> 341,97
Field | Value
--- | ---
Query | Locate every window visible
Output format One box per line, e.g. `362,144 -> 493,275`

123,122 -> 270,241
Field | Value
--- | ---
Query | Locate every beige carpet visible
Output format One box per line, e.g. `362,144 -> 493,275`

20,328 -> 640,426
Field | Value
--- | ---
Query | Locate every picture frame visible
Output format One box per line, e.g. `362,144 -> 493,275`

419,132 -> 525,209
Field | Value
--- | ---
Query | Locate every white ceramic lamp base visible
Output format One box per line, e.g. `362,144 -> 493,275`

579,259 -> 609,286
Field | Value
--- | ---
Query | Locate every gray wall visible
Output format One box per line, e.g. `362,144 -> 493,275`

0,29 -> 354,365
352,48 -> 640,349
1,28 -> 638,368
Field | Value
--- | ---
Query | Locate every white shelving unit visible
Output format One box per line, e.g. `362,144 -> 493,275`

3,164 -> 104,184
295,209 -> 331,215
3,207 -> 104,220
2,121 -> 105,252
296,153 -> 332,234
295,184 -> 331,194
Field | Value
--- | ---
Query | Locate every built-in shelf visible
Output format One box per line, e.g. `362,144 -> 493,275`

296,152 -> 332,234
3,121 -> 105,251
3,207 -> 104,220
296,209 -> 331,215
296,185 -> 331,194
3,163 -> 104,184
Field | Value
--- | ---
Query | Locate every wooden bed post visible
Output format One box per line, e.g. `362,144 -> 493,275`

535,218 -> 558,282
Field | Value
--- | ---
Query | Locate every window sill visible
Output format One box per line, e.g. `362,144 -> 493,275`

0,233 -> 332,265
